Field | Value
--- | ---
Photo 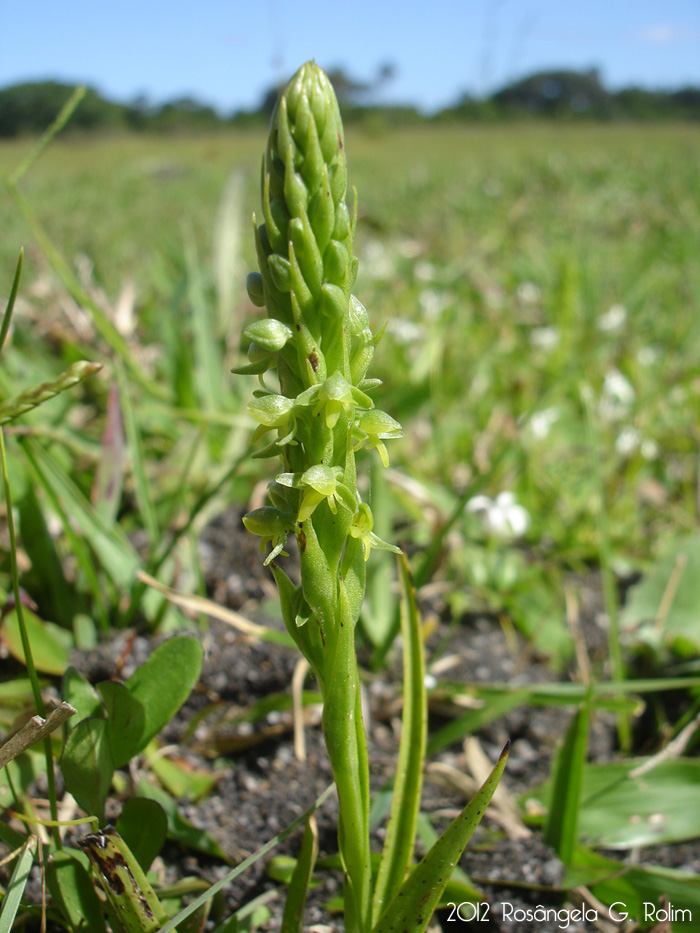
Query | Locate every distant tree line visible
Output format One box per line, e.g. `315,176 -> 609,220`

1,67 -> 698,138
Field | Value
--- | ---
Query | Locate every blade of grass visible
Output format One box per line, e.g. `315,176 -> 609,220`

581,386 -> 630,750
0,249 -> 23,352
280,814 -> 319,933
0,835 -> 37,933
114,358 -> 159,545
10,86 -> 86,183
157,784 -> 335,933
543,693 -> 592,865
371,553 -> 427,924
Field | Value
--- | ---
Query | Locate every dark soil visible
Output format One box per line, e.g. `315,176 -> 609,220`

7,507 -> 699,932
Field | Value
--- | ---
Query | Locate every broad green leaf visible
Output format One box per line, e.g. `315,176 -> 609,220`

0,835 -> 36,933
543,698 -> 591,864
62,667 -> 104,725
622,533 -> 700,651
567,848 -> 700,930
372,743 -> 509,933
136,778 -> 230,861
281,815 -> 318,933
372,553 -> 426,924
116,798 -> 168,872
525,758 -> 700,848
98,681 -> 146,768
1,608 -> 69,675
60,717 -> 114,822
122,636 -> 203,755
45,849 -> 107,933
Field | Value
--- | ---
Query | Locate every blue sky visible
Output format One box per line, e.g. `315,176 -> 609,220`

1,0 -> 699,114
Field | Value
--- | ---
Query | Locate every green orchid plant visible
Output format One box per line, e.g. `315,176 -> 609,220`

237,61 -> 508,933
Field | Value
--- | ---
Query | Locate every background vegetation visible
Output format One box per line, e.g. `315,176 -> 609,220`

1,83 -> 700,930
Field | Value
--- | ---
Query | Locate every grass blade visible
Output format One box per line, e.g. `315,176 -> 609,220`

372,553 -> 427,924
0,835 -> 37,933
115,358 -> 159,545
372,742 -> 509,933
157,784 -> 335,933
10,86 -> 86,183
280,814 -> 319,933
0,248 -> 23,354
543,696 -> 591,865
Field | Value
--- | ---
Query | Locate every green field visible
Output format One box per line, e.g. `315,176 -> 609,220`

2,122 -> 699,636
2,120 -> 700,928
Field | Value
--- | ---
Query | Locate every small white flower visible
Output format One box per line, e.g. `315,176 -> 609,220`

600,369 -> 635,421
423,673 -> 438,689
598,303 -> 627,332
387,318 -> 423,345
637,346 -> 659,367
528,407 -> 559,440
362,239 -> 393,280
467,491 -> 530,539
530,326 -> 560,350
615,426 -> 640,456
418,288 -> 449,318
516,282 -> 541,305
414,260 -> 437,282
641,439 -> 659,460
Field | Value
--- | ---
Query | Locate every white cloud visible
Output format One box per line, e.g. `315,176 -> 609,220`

634,24 -> 700,45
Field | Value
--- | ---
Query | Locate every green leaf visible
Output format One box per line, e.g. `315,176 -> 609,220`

147,748 -> 217,801
60,717 -> 114,822
568,847 -> 700,930
62,667 -> 104,725
281,815 -> 318,933
98,681 -> 146,768
1,608 -> 69,675
372,553 -> 426,924
543,697 -> 591,864
45,849 -> 107,933
528,758 -> 700,849
136,778 -> 230,861
0,835 -> 36,933
116,798 -> 168,872
122,636 -> 203,755
622,533 -> 700,651
372,742 -> 509,933
0,249 -> 23,356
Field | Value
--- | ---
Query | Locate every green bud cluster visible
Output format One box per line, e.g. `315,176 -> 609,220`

238,61 -> 402,624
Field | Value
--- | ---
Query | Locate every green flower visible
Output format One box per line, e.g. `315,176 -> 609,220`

353,409 -> 403,467
242,506 -> 295,565
348,503 -> 401,561
296,372 -> 373,430
277,463 -> 356,522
